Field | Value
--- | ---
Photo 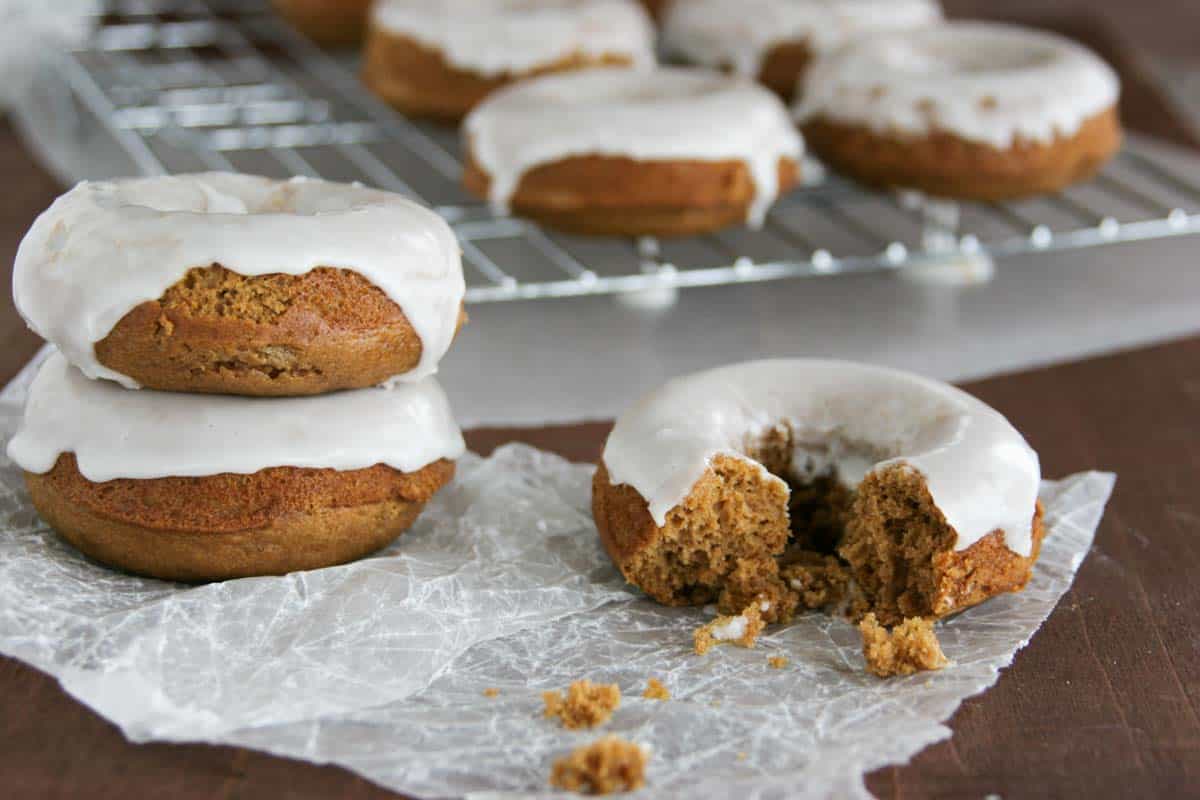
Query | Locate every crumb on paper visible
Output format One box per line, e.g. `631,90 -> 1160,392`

694,602 -> 765,655
859,613 -> 949,678
549,735 -> 647,795
543,679 -> 621,729
482,687 -> 499,698
768,655 -> 789,669
736,751 -> 748,761
642,677 -> 670,701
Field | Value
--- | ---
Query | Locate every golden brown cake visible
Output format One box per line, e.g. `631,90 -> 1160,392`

859,613 -> 949,678
797,22 -> 1122,200
802,110 -> 1122,202
642,678 -> 670,700
362,0 -> 656,121
26,454 -> 455,583
543,679 -> 622,729
693,601 -> 767,655
464,155 -> 801,238
95,264 -> 466,397
593,360 -> 1046,631
272,0 -> 373,47
549,735 -> 648,795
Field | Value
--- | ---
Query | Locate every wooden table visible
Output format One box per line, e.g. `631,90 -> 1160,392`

3,9 -> 1200,799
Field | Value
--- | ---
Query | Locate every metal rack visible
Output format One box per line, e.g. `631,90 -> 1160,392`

33,0 -> 1200,303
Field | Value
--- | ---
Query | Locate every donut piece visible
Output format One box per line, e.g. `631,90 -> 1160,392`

272,0 -> 373,47
662,0 -> 941,99
7,353 -> 466,581
797,22 -> 1122,200
14,173 -> 465,394
593,360 -> 1045,624
463,67 -> 804,237
362,0 -> 656,121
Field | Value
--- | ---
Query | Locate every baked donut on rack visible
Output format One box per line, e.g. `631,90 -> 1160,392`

463,67 -> 803,237
272,0 -> 373,47
7,352 -> 465,582
362,0 -> 656,121
662,0 -> 942,99
797,22 -> 1122,200
13,173 -> 465,396
592,360 -> 1045,625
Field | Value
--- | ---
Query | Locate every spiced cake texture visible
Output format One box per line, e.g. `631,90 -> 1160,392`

859,613 -> 948,677
24,453 -> 455,582
362,28 -> 634,121
272,0 -> 372,47
549,735 -> 648,795
803,107 -> 1121,201
693,602 -> 767,655
642,678 -> 670,700
543,680 -> 622,730
594,422 -> 1045,634
95,264 -> 466,396
464,154 -> 801,238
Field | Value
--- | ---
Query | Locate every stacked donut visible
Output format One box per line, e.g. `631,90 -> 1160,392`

7,173 -> 468,582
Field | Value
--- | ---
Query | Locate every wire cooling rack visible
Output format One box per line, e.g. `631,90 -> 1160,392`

29,0 -> 1200,303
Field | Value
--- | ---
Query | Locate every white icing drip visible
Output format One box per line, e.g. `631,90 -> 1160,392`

796,22 -> 1120,148
371,0 -> 656,77
13,173 -> 465,388
664,0 -> 941,79
711,615 -> 748,641
7,351 -> 466,482
602,359 -> 1041,556
464,67 -> 804,226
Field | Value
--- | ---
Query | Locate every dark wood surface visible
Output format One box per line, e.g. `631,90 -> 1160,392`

3,8 -> 1200,799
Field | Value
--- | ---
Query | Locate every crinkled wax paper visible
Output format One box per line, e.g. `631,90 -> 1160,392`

0,359 -> 1114,799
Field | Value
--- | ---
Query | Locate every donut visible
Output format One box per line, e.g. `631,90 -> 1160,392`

796,22 -> 1123,200
662,0 -> 942,99
13,173 -> 465,396
463,67 -> 804,237
362,0 -> 656,121
592,360 -> 1045,625
7,352 -> 466,582
271,0 -> 373,47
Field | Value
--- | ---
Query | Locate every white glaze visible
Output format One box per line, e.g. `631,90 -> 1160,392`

602,359 -> 1041,556
796,22 -> 1120,149
663,0 -> 942,80
371,0 -> 656,77
7,351 -> 466,482
13,173 -> 465,388
464,66 -> 804,225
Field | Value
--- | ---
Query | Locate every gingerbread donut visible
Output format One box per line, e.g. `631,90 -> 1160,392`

362,0 -> 656,121
797,22 -> 1122,200
7,352 -> 465,582
663,0 -> 942,99
463,67 -> 804,237
272,0 -> 373,47
593,360 -> 1045,625
13,173 -> 465,396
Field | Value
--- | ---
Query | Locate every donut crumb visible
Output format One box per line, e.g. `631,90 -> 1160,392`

543,680 -> 621,729
768,655 -> 789,669
482,688 -> 500,698
549,735 -> 647,795
642,678 -> 670,701
694,602 -> 766,655
859,613 -> 948,677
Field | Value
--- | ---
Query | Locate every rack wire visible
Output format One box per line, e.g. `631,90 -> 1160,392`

40,0 -> 1200,303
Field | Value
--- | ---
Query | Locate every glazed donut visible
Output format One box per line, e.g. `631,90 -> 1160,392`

272,0 -> 373,47
362,0 -> 656,121
797,22 -> 1122,200
7,352 -> 465,582
463,67 -> 803,237
592,360 -> 1045,625
663,0 -> 942,99
14,173 -> 465,396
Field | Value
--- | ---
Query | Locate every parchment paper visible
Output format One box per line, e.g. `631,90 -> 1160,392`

0,363 -> 1114,799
